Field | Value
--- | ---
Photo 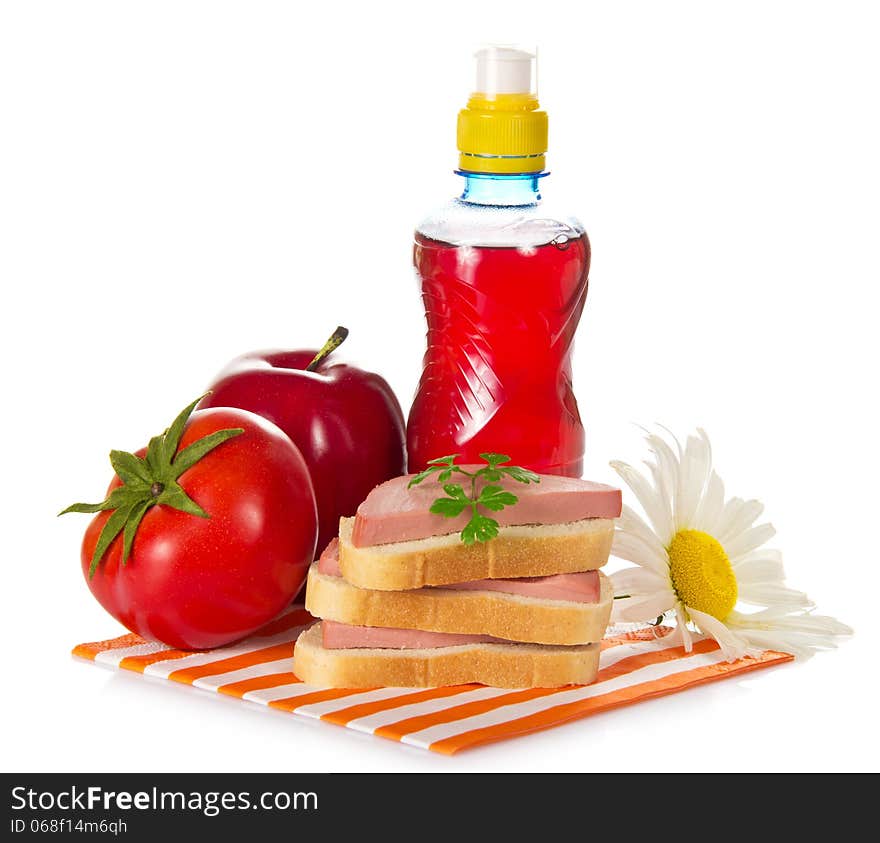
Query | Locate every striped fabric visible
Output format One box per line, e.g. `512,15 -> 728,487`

73,605 -> 791,754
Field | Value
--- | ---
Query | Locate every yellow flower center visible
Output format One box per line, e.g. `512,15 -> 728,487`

667,529 -> 737,621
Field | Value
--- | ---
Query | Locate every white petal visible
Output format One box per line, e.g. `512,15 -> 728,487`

732,553 -> 786,584
642,430 -> 679,498
731,546 -> 784,571
726,629 -> 818,659
696,428 -> 713,469
619,504 -> 667,558
728,608 -> 853,636
657,424 -> 684,460
738,582 -> 813,610
686,608 -> 760,662
610,566 -> 669,597
726,605 -> 797,624
715,496 -> 745,540
664,623 -> 686,651
613,591 -> 676,623
642,432 -> 679,539
611,530 -> 669,575
786,613 -> 853,636
717,498 -> 765,545
693,470 -> 725,534
675,603 -> 694,652
725,612 -> 853,659
674,432 -> 711,531
724,522 -> 776,559
610,460 -> 672,544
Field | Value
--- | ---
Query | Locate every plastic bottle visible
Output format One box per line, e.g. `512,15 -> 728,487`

407,46 -> 590,477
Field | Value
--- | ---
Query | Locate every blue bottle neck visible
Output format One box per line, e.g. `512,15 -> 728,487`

456,171 -> 546,207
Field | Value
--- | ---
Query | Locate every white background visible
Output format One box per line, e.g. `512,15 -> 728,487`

2,0 -> 878,772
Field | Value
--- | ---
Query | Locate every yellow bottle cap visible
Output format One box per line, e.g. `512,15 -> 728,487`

457,47 -> 548,174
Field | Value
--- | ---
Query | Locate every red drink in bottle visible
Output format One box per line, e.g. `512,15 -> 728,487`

409,232 -> 589,476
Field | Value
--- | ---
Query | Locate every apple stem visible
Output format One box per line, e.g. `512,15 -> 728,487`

306,326 -> 350,372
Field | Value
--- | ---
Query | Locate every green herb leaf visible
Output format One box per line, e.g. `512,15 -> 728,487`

476,468 -> 502,482
408,455 -> 463,488
428,454 -> 459,466
416,453 -> 541,546
477,485 -> 518,512
430,497 -> 470,518
479,453 -> 511,468
461,514 -> 500,545
407,466 -> 442,488
442,483 -> 469,501
500,465 -> 540,484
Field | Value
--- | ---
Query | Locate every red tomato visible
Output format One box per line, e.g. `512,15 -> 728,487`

79,407 -> 317,649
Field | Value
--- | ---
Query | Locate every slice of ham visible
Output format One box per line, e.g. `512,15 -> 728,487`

322,620 -> 508,650
350,471 -> 621,547
318,538 -> 343,575
317,538 -> 601,603
442,571 -> 600,603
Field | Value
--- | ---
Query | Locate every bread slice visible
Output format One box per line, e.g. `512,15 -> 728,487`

293,622 -> 601,689
337,516 -> 614,591
305,563 -> 613,646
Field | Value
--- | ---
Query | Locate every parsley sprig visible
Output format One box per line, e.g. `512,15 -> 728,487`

408,453 -> 540,545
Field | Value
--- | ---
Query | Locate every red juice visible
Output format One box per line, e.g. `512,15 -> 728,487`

407,231 -> 590,476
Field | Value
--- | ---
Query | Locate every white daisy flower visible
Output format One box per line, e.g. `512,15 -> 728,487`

610,428 -> 852,662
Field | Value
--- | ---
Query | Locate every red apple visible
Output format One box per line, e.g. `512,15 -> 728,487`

200,328 -> 406,555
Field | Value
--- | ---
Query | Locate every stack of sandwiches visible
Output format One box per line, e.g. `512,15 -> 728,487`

294,471 -> 622,689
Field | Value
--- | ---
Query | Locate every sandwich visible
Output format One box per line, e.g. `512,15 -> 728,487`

294,469 -> 622,689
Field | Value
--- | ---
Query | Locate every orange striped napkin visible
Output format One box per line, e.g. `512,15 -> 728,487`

73,606 -> 791,754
